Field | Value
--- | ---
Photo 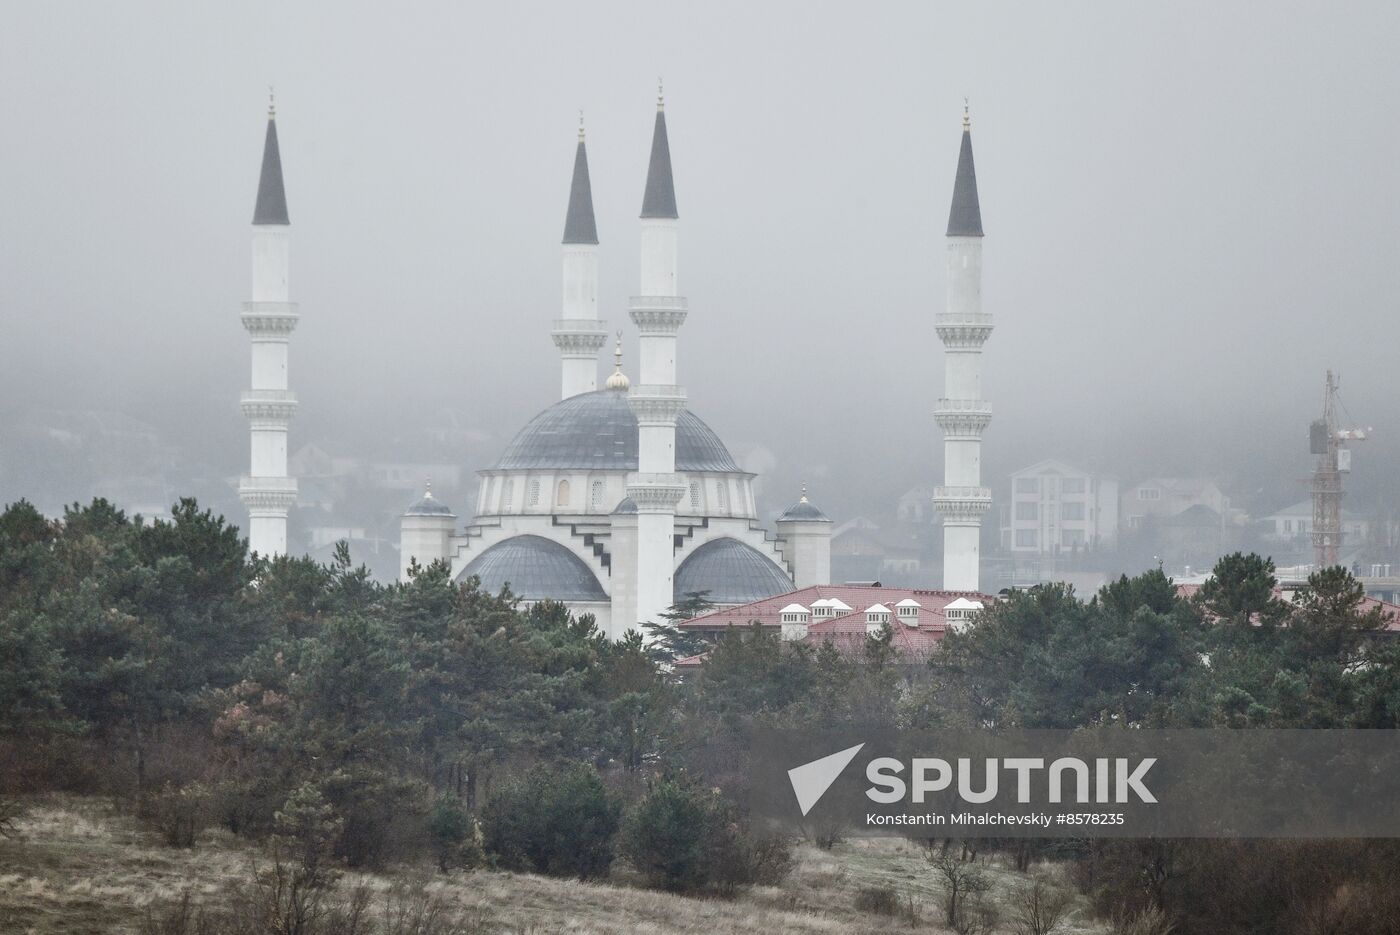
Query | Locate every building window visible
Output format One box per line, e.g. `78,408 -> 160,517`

716,482 -> 729,512
528,479 -> 541,507
1015,529 -> 1038,548
1015,477 -> 1040,495
556,479 -> 570,508
1284,519 -> 1293,533
1062,478 -> 1086,494
1015,501 -> 1038,521
1128,515 -> 1144,529
501,479 -> 514,511
1062,502 -> 1085,521
1138,488 -> 1161,501
1062,529 -> 1086,548
689,481 -> 700,511
590,480 -> 605,512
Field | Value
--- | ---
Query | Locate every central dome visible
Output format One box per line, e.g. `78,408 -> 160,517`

492,388 -> 742,473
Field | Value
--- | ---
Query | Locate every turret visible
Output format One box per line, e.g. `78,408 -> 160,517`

239,92 -> 299,557
625,83 -> 689,632
776,484 -> 832,588
399,482 -> 457,581
551,115 -> 608,399
932,105 -> 993,592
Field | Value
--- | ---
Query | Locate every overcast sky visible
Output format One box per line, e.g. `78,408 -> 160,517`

3,1 -> 1398,518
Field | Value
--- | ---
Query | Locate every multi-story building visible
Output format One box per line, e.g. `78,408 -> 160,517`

1001,459 -> 1119,554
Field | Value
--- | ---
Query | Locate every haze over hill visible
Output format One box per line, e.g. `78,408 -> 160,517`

3,1 -> 1398,538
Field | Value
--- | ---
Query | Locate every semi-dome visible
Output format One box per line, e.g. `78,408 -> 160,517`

492,388 -> 741,473
457,534 -> 607,602
674,537 -> 792,605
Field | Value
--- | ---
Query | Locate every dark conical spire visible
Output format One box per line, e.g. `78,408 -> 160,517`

640,85 -> 678,219
253,94 -> 289,225
562,119 -> 599,244
946,108 -> 982,237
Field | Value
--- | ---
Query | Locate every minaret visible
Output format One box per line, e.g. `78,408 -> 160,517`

932,105 -> 992,592
238,92 -> 299,557
626,83 -> 688,628
551,114 -> 608,399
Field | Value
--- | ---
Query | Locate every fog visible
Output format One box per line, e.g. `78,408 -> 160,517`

3,1 -> 1399,528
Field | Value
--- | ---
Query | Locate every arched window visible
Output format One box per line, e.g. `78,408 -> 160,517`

556,479 -> 571,508
716,481 -> 729,513
590,480 -> 605,512
501,479 -> 515,511
689,481 -> 700,512
528,479 -> 541,507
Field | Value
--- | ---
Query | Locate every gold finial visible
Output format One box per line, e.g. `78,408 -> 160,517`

962,98 -> 970,130
578,110 -> 585,142
800,482 -> 810,504
268,86 -> 276,119
657,77 -> 664,111
423,479 -> 434,499
605,331 -> 631,389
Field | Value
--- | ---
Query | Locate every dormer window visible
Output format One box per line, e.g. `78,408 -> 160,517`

779,604 -> 811,642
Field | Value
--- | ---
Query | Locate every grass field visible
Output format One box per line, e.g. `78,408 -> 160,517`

0,796 -> 1109,934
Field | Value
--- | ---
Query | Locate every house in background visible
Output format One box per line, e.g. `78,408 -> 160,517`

1000,459 -> 1119,555
1259,499 -> 1369,547
1120,478 -> 1238,531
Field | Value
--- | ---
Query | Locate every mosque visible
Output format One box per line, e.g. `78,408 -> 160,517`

236,89 -> 990,641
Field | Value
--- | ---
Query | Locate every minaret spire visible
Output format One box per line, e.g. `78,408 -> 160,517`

640,81 -> 678,220
946,102 -> 983,237
552,116 -> 607,398
932,106 -> 993,592
239,95 -> 299,557
253,90 -> 289,226
562,114 -> 599,245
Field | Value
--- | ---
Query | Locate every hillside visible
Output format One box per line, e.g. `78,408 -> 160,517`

0,796 -> 1105,935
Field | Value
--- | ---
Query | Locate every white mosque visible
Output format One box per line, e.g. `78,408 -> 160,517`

237,90 -> 989,640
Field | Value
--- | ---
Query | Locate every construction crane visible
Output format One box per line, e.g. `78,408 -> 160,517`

1310,370 -> 1369,567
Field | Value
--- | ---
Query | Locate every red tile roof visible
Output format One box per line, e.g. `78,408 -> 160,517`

679,584 -> 993,656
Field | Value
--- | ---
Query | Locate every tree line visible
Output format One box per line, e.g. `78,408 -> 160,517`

3,497 -> 1400,932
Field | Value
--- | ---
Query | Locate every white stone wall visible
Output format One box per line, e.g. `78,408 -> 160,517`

399,514 -> 455,581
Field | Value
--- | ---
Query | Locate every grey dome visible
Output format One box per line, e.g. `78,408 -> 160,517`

674,538 -> 792,605
778,499 -> 829,522
612,497 -> 638,515
457,535 -> 607,602
405,492 -> 454,517
493,388 -> 741,473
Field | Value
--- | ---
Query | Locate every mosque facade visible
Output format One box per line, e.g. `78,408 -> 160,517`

238,89 -> 989,640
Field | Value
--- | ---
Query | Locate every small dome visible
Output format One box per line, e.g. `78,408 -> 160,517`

493,389 -> 741,473
405,484 -> 454,517
612,497 -> 638,515
604,334 -> 631,390
674,537 -> 792,605
778,484 -> 830,522
457,535 -> 607,602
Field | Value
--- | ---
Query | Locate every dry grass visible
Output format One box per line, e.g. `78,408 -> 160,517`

0,797 -> 1108,935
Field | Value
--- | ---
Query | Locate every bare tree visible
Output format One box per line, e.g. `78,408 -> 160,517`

928,852 -> 993,933
1012,875 -> 1074,935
